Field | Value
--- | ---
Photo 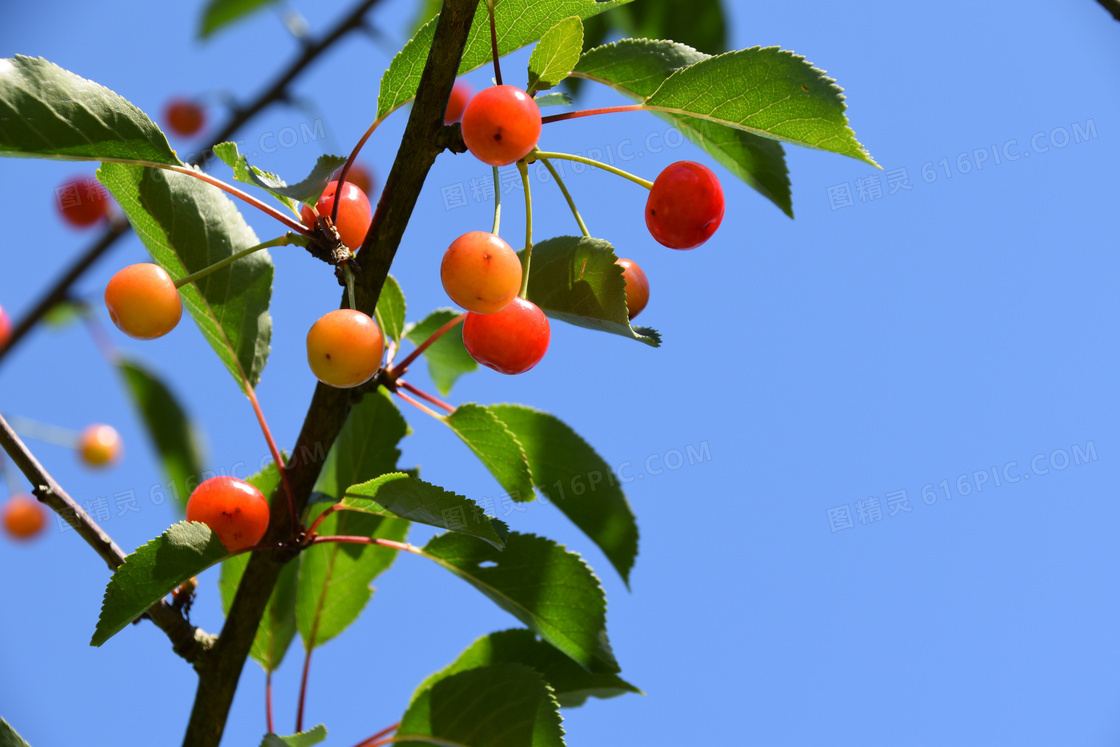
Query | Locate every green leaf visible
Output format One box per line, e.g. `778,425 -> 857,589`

378,0 -> 635,119
117,357 -> 205,515
92,522 -> 228,647
414,629 -> 641,708
520,235 -> 659,347
296,507 -> 408,650
313,388 -> 409,504
0,56 -> 180,165
527,17 -> 584,95
213,141 -> 346,211
642,47 -> 878,167
534,91 -> 573,108
399,664 -> 564,747
344,472 -> 509,549
403,309 -> 476,396
573,39 -> 791,216
446,404 -> 535,503
42,299 -> 86,329
0,717 -> 33,747
98,162 -> 273,394
422,532 -> 618,673
199,0 -> 279,39
259,725 -> 327,747
374,274 -> 407,346
489,405 -> 637,585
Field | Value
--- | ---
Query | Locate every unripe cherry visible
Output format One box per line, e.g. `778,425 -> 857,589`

462,297 -> 550,375
460,85 -> 542,167
78,424 -> 123,468
306,309 -> 385,388
441,232 -> 523,314
186,476 -> 270,552
645,161 -> 725,249
104,263 -> 183,340
2,495 -> 46,541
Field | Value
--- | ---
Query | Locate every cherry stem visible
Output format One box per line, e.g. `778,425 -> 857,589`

517,160 -> 533,298
344,264 -> 357,309
245,387 -> 298,534
491,166 -> 502,235
351,723 -> 401,747
159,163 -> 313,235
0,413 -> 80,449
539,155 -> 589,238
266,671 -> 275,735
311,535 -> 421,556
332,114 -> 387,226
386,313 -> 465,378
174,234 -> 299,288
296,646 -> 312,734
487,0 -> 502,86
304,502 -> 342,538
541,104 -> 644,125
393,388 -> 448,421
398,380 -> 455,413
529,151 -> 653,190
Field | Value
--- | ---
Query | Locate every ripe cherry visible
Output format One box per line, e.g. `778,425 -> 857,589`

57,176 -> 109,228
2,495 -> 46,541
301,180 -> 372,251
445,80 -> 473,125
460,85 -> 542,167
78,424 -> 123,468
186,476 -> 270,552
336,162 -> 376,197
164,98 -> 206,137
441,232 -> 523,314
616,258 -> 650,320
462,297 -> 550,375
645,161 -> 725,250
104,263 -> 183,340
306,309 -> 385,388
0,304 -> 11,347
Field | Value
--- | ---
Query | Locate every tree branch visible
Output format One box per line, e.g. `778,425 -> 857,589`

0,412 -> 210,662
181,1 -> 481,745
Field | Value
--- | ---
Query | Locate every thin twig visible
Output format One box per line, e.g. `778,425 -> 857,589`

351,722 -> 401,747
398,380 -> 455,413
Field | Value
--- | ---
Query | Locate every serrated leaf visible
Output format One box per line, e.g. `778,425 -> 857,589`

446,404 -> 535,503
259,724 -> 327,747
404,309 -> 476,396
199,0 -> 279,39
573,39 -> 791,216
378,0 -> 635,119
375,274 -> 406,346
98,162 -> 273,394
527,17 -> 584,94
213,141 -> 346,212
534,91 -> 573,108
313,388 -> 409,504
0,718 -> 32,747
642,47 -> 877,167
422,532 -> 618,673
0,56 -> 180,165
414,629 -> 641,708
344,473 -> 509,549
117,357 -> 205,516
92,522 -> 228,647
399,664 -> 564,747
519,235 -> 659,347
489,405 -> 637,584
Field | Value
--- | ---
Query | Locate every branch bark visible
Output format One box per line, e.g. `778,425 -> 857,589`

180,1 -> 480,744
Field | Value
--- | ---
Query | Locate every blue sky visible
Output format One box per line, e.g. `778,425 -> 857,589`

2,1 -> 1119,745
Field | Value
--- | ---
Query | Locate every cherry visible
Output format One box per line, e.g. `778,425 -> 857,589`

56,176 -> 109,228
336,162 -> 376,197
104,263 -> 183,340
645,161 -> 725,250
306,309 -> 385,388
462,297 -> 550,375
460,85 -> 542,167
301,180 -> 372,251
78,424 -> 123,468
441,232 -> 523,314
186,476 -> 270,552
0,304 -> 11,347
445,80 -> 473,125
616,258 -> 650,320
2,495 -> 46,541
164,98 -> 206,137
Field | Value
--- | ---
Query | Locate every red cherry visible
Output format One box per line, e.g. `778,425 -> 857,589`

186,476 -> 270,552
164,98 -> 206,137
616,258 -> 650,320
56,176 -> 109,228
301,180 -> 372,251
336,162 -> 376,197
462,297 -> 550,375
460,85 -> 542,167
645,161 -> 725,249
0,304 -> 11,347
445,80 -> 473,125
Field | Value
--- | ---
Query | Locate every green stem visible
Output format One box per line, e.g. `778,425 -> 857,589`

529,151 -> 653,190
491,165 -> 502,235
539,155 -> 589,238
174,234 -> 297,288
517,160 -> 532,298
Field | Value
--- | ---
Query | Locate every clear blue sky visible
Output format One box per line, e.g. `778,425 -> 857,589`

2,1 -> 1119,745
